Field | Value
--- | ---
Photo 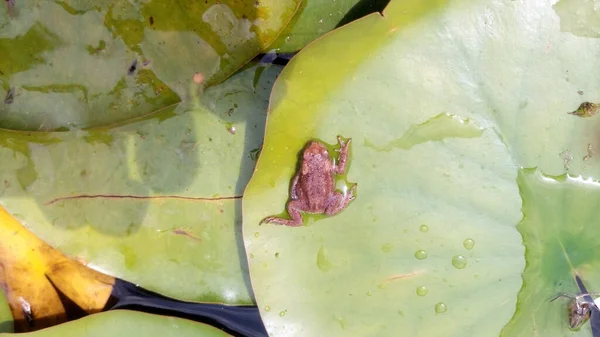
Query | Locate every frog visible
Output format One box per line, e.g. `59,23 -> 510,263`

261,136 -> 357,227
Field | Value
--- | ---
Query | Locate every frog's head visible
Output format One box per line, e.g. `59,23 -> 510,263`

304,142 -> 329,161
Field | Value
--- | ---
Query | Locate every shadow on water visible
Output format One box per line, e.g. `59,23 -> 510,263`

108,279 -> 267,337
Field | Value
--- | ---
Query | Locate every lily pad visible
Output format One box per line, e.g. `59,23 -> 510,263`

0,310 -> 232,337
0,0 -> 299,130
268,0 -> 390,53
500,169 -> 600,337
0,63 -> 282,304
244,0 -> 600,335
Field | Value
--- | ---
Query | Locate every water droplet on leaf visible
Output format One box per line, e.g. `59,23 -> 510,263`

414,249 -> 428,259
452,255 -> 467,269
416,286 -> 428,296
435,303 -> 447,313
463,238 -> 475,250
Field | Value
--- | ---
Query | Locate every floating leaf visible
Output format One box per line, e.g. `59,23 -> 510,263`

244,0 -> 600,335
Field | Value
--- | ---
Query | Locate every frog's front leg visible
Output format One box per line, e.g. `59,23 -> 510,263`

324,185 -> 356,216
261,200 -> 304,226
334,136 -> 351,174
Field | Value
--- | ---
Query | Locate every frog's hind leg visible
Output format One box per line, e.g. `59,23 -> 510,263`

261,200 -> 304,227
324,186 -> 356,216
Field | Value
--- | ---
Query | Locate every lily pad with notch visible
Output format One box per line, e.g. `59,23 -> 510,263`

243,0 -> 600,336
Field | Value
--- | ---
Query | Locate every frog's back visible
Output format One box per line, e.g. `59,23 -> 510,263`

299,165 -> 335,212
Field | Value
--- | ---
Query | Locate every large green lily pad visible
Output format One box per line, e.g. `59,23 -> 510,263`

0,0 -> 299,130
0,63 -> 282,304
243,0 -> 600,335
0,310 -> 231,337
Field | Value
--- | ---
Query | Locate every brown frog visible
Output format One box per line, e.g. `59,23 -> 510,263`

261,136 -> 356,227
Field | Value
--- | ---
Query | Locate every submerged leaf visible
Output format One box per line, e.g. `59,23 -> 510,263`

0,0 -> 299,130
0,64 -> 282,304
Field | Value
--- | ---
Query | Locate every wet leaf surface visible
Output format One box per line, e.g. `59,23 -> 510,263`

243,0 -> 600,336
